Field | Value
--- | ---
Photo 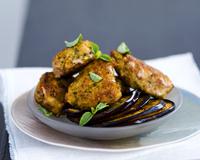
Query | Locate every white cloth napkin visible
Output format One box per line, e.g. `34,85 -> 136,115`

1,53 -> 200,160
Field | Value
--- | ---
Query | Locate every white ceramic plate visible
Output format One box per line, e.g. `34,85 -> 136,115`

11,88 -> 200,152
25,87 -> 182,140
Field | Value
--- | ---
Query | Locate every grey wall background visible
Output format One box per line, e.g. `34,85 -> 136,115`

18,0 -> 200,68
0,0 -> 29,68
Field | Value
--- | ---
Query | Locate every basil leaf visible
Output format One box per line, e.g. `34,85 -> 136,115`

91,42 -> 102,59
100,54 -> 112,62
38,106 -> 53,117
91,42 -> 100,54
64,33 -> 83,48
117,42 -> 130,54
94,50 -> 102,59
91,41 -> 112,62
91,107 -> 96,114
79,102 -> 109,126
89,72 -> 102,82
96,102 -> 109,112
79,112 -> 93,126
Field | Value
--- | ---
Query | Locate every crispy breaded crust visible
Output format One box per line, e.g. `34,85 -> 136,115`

52,40 -> 94,78
66,60 -> 122,109
34,72 -> 72,115
111,51 -> 174,98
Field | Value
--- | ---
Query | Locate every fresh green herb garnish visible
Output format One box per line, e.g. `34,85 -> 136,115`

38,106 -> 53,117
100,54 -> 112,62
64,33 -> 83,48
91,41 -> 112,61
117,42 -> 130,54
79,103 -> 109,126
79,112 -> 93,126
94,50 -> 102,59
91,42 -> 100,54
91,42 -> 102,59
89,72 -> 102,82
95,102 -> 109,112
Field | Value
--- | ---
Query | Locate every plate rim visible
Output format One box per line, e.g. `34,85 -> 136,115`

11,88 -> 195,152
11,88 -> 197,153
11,103 -> 200,152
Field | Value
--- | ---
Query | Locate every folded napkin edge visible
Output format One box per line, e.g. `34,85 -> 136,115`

0,72 -> 16,160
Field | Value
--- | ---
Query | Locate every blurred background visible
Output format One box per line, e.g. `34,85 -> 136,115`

0,0 -> 200,68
